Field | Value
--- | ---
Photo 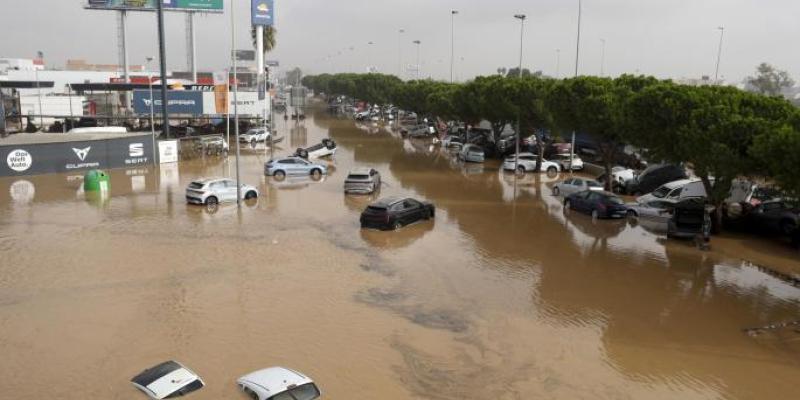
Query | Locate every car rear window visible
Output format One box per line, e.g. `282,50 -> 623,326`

348,174 -> 370,180
587,181 -> 602,187
189,182 -> 205,190
367,206 -> 386,212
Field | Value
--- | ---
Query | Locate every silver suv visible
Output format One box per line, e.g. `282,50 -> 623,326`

344,168 -> 381,194
186,178 -> 259,206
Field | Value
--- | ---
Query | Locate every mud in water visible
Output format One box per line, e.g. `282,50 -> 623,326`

1,103 -> 799,399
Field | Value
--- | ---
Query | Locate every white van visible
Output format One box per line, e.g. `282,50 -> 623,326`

636,179 -> 707,204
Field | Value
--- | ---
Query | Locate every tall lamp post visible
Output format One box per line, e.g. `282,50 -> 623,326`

367,41 -> 374,73
155,0 -> 170,139
569,0 -> 582,175
450,10 -> 458,83
600,38 -> 606,77
146,56 -> 157,167
413,40 -> 421,79
230,0 -> 242,207
513,14 -> 526,173
398,29 -> 405,78
714,26 -> 725,85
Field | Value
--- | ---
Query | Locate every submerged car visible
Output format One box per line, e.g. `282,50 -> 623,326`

564,190 -> 628,219
295,138 -> 337,159
360,196 -> 435,230
552,177 -> 603,197
194,135 -> 229,156
667,198 -> 713,241
596,166 -> 636,192
746,199 -> 799,236
636,179 -> 706,204
131,360 -> 204,400
458,144 -> 485,163
553,153 -> 584,171
623,164 -> 687,195
344,167 -> 382,194
239,127 -> 272,144
185,178 -> 259,205
502,152 -> 560,174
237,367 -> 321,400
265,157 -> 328,179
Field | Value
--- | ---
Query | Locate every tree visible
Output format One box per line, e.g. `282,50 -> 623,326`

511,77 -> 554,170
627,84 -> 796,230
251,26 -> 277,58
746,63 -> 794,96
751,114 -> 800,197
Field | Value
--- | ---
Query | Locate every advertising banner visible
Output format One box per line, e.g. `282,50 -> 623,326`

86,0 -> 223,12
133,90 -> 203,115
251,0 -> 274,26
158,140 -> 179,164
234,50 -> 256,62
228,92 -> 267,116
1,135 -> 154,177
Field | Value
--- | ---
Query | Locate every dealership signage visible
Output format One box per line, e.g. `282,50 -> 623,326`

1,135 -> 154,177
86,0 -> 223,12
133,90 -> 203,115
251,0 -> 274,26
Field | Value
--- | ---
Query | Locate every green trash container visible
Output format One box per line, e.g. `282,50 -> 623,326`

84,169 -> 110,193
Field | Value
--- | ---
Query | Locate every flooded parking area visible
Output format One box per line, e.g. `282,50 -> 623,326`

1,105 -> 799,399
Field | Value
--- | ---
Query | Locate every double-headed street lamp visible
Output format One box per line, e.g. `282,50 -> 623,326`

714,26 -> 725,84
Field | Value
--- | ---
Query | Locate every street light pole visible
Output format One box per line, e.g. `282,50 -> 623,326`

398,29 -> 404,78
413,40 -> 421,79
514,14 -> 526,173
155,0 -> 170,139
714,26 -> 725,85
231,0 -> 242,207
600,38 -> 606,77
146,57 -> 156,167
556,49 -> 561,78
367,41 -> 374,73
570,0 -> 582,175
450,10 -> 458,83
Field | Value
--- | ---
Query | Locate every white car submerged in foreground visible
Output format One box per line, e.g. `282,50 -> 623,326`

238,367 -> 321,400
131,360 -> 205,399
185,178 -> 259,205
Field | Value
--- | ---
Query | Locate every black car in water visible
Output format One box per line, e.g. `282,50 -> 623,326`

564,190 -> 628,219
360,197 -> 435,230
623,164 -> 687,195
745,199 -> 799,236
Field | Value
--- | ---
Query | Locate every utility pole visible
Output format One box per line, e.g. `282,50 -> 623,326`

556,49 -> 561,78
156,0 -> 170,139
398,29 -> 404,78
413,40 -> 421,79
600,38 -> 606,77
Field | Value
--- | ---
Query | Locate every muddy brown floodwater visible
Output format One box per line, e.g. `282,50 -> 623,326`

1,104 -> 800,400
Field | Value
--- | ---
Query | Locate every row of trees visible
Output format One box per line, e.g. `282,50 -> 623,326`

302,72 -> 800,228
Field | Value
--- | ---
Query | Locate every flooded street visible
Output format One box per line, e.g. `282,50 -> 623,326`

1,104 -> 799,399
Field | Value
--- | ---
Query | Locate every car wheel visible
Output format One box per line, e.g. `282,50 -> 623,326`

553,187 -> 560,196
310,168 -> 322,178
564,200 -> 571,212
627,209 -> 637,218
250,139 -> 257,146
245,191 -> 257,200
393,221 -> 403,230
780,220 -> 797,236
591,209 -> 600,219
516,165 -> 526,174
205,196 -> 218,206
547,166 -> 558,174
274,170 -> 286,180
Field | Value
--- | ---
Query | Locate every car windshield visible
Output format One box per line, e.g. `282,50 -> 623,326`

606,196 -> 624,205
587,181 -> 602,188
652,186 -> 672,198
188,182 -> 204,189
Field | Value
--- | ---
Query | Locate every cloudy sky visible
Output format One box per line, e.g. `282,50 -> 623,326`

1,0 -> 798,84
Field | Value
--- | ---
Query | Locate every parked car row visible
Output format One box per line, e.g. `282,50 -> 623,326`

131,360 -> 320,400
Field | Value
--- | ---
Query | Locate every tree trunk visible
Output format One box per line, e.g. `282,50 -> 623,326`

699,175 -> 723,234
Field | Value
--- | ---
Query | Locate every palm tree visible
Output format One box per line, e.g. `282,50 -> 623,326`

251,26 -> 277,57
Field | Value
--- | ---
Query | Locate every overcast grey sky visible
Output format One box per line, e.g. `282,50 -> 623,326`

1,0 -> 799,84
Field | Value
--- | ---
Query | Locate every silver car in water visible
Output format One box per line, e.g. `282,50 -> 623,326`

344,167 -> 381,194
458,144 -> 485,163
185,178 -> 259,206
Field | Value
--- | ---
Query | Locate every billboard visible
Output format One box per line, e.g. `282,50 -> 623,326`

234,50 -> 256,62
251,0 -> 274,26
133,90 -> 204,115
86,0 -> 224,13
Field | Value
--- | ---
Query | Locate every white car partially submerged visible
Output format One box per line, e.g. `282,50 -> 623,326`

131,360 -> 205,399
238,367 -> 321,400
502,152 -> 561,174
185,178 -> 259,206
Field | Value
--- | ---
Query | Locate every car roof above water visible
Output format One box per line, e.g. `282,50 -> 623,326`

237,367 -> 314,398
348,167 -> 373,175
370,196 -> 406,208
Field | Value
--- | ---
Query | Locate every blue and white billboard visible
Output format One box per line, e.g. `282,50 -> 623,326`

133,90 -> 203,115
251,0 -> 274,26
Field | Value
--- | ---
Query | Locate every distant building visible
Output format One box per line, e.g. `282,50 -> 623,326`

0,58 -> 44,72
66,59 -> 144,73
